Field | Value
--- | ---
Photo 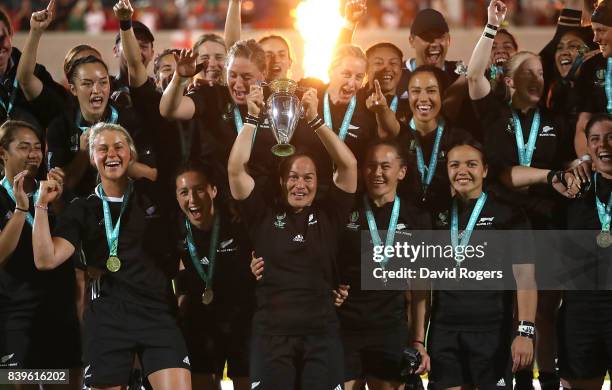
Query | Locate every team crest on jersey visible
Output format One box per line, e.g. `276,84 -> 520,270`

308,213 -> 318,226
505,119 -> 515,135
436,211 -> 449,227
347,210 -> 360,230
274,213 -> 286,229
596,69 -> 606,87
476,216 -> 495,227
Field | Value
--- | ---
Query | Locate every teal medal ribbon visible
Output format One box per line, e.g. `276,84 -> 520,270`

0,176 -> 40,226
594,174 -> 612,248
76,105 -> 119,133
606,58 -> 612,114
94,180 -> 132,272
489,64 -> 503,81
0,78 -> 19,117
451,192 -> 488,267
409,118 -> 444,200
185,214 -> 220,304
511,109 -> 540,167
363,195 -> 400,269
323,91 -> 357,141
389,95 -> 398,113
233,106 -> 258,144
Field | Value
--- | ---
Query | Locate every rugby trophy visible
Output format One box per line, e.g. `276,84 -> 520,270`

266,78 -> 301,156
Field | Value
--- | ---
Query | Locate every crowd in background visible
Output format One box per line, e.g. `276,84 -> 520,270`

0,0 -> 587,33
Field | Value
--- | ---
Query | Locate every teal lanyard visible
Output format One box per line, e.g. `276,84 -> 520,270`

511,109 -> 540,167
185,214 -> 220,288
0,177 -> 39,226
606,58 -> 612,114
451,192 -> 488,266
389,95 -> 398,113
489,64 -> 503,80
363,195 -> 400,268
233,106 -> 258,144
323,91 -> 357,141
95,181 -> 132,258
595,174 -> 612,233
0,78 -> 19,117
409,118 -> 444,191
76,106 -> 119,133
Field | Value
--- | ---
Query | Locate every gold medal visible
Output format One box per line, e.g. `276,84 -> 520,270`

106,256 -> 121,273
202,288 -> 214,305
596,231 -> 612,248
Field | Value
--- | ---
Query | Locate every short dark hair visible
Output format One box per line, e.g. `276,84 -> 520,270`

585,113 -> 612,138
446,136 -> 487,166
0,8 -> 12,35
497,29 -> 518,51
0,120 -> 40,151
406,65 -> 450,98
153,48 -> 180,78
278,153 -> 318,180
66,55 -> 109,84
226,39 -> 267,74
174,159 -> 218,188
63,45 -> 102,79
365,42 -> 404,62
364,139 -> 408,166
258,34 -> 293,61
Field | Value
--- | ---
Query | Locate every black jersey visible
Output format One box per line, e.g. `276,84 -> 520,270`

176,207 -> 255,323
186,84 -> 279,180
0,187 -> 77,331
397,122 -> 470,215
47,103 -> 157,199
563,174 -> 612,304
238,178 -> 355,335
293,78 -> 377,192
431,192 -> 534,331
337,194 -> 432,332
576,53 -> 608,115
52,179 -> 179,309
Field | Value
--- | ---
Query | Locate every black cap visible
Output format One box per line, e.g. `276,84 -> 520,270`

410,9 -> 449,40
593,0 -> 612,27
115,21 -> 155,45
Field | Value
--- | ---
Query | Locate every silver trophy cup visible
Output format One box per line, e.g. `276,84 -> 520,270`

266,78 -> 301,156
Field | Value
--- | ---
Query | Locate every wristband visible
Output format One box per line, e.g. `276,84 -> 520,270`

413,340 -> 425,346
486,23 -> 499,31
14,207 -> 28,213
483,31 -> 496,39
579,154 -> 592,162
547,170 -> 567,188
35,204 -> 48,211
308,115 -> 324,132
120,20 -> 132,31
244,114 -> 259,126
517,320 -> 535,338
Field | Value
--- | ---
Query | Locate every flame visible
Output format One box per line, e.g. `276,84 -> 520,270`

294,0 -> 344,83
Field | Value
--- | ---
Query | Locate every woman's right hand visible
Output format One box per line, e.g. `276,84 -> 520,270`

487,0 -> 507,27
13,170 -> 30,210
79,129 -> 89,152
37,179 -> 63,207
250,251 -> 264,281
174,49 -> 198,78
30,0 -> 55,32
246,85 -> 264,117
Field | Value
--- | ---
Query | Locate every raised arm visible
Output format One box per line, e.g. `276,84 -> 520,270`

335,0 -> 367,47
16,0 -> 55,101
227,85 -> 262,200
499,166 -> 581,198
32,180 -> 75,270
302,88 -> 358,193
114,0 -> 148,88
224,0 -> 241,50
159,50 -> 197,120
467,0 -> 507,100
366,79 -> 400,139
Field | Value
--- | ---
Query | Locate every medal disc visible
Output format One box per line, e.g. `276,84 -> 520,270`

106,256 -> 121,272
202,288 -> 214,305
596,231 -> 612,248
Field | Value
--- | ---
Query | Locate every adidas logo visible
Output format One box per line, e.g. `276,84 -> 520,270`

333,385 -> 342,390
183,356 -> 190,366
293,234 -> 305,242
251,382 -> 261,389
84,365 -> 92,379
496,378 -> 506,387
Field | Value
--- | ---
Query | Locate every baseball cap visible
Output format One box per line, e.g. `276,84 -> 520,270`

115,21 -> 155,45
410,9 -> 450,41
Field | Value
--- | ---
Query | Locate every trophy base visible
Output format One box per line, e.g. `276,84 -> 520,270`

271,143 -> 295,157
